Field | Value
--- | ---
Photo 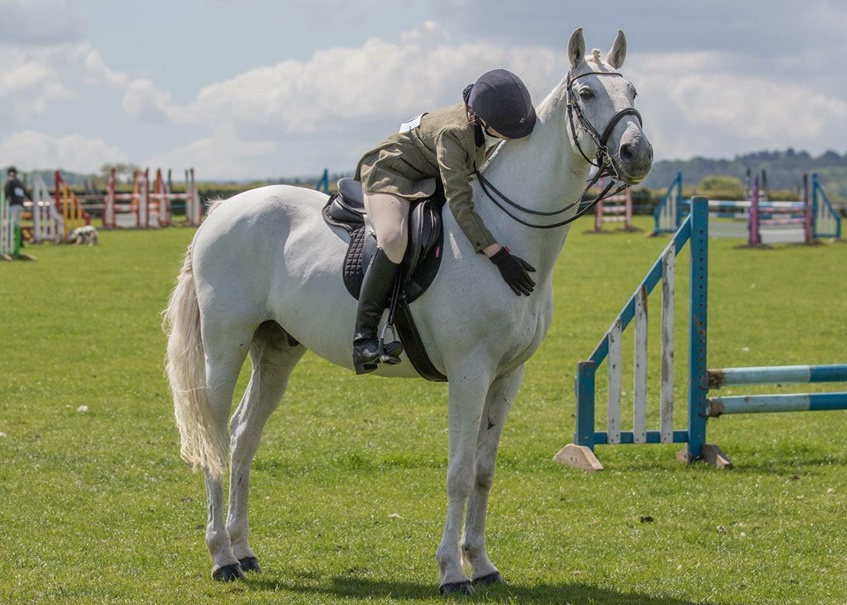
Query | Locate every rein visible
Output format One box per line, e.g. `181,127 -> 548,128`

475,69 -> 642,230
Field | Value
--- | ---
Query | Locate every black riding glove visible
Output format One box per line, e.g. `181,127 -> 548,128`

490,247 -> 536,296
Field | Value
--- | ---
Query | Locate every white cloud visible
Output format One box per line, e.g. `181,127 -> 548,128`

629,50 -> 847,160
145,124 -> 276,179
2,4 -> 847,179
671,75 -> 847,141
122,78 -> 175,122
0,0 -> 83,46
0,130 -> 126,173
156,21 -> 565,176
179,21 -> 559,135
0,41 -> 131,129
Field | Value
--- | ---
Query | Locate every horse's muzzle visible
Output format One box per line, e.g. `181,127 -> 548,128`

616,123 -> 653,184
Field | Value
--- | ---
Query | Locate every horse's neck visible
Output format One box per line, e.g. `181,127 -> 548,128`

476,95 -> 590,275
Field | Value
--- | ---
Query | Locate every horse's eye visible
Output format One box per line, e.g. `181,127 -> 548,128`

579,88 -> 594,100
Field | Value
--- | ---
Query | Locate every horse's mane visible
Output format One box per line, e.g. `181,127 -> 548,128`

206,198 -> 226,215
478,140 -> 506,173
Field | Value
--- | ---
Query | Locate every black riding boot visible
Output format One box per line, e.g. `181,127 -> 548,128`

353,248 -> 403,374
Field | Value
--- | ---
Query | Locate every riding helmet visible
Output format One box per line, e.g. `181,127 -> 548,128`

467,69 -> 536,139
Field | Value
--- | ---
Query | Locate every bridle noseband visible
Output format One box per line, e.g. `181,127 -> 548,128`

475,68 -> 643,230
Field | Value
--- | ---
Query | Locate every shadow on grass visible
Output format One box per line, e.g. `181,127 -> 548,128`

248,575 -> 715,604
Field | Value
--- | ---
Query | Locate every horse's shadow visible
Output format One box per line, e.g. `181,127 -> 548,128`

247,575 -> 715,605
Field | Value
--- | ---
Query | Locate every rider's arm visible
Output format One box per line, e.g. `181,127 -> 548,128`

435,129 -> 498,253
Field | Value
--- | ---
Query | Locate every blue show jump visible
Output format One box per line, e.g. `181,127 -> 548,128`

708,364 -> 847,387
557,195 -> 847,471
708,392 -> 847,416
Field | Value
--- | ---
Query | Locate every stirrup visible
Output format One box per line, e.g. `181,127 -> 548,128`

379,324 -> 403,365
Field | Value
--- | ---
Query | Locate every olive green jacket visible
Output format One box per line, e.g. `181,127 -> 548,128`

356,103 -> 497,252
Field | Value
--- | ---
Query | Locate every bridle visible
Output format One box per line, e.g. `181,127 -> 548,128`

475,69 -> 643,230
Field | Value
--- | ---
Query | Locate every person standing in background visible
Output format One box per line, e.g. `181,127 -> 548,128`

4,166 -> 32,230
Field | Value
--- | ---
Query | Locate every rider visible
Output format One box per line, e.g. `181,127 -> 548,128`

352,69 -> 538,374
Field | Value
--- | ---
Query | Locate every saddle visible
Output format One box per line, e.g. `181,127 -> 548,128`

322,178 -> 448,382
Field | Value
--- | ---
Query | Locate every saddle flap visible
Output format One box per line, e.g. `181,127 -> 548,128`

404,200 -> 442,273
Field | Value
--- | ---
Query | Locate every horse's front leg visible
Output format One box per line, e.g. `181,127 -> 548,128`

437,365 -> 493,595
462,365 -> 524,586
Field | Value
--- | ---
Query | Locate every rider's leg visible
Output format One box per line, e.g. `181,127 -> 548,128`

364,193 -> 409,264
352,193 -> 408,374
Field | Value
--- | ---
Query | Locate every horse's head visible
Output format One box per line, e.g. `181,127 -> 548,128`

565,28 -> 653,185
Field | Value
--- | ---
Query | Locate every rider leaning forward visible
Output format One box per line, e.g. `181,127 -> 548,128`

352,69 -> 538,374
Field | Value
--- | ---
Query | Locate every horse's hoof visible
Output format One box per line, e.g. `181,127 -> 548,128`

439,581 -> 475,596
238,556 -> 262,574
212,563 -> 245,582
473,571 -> 505,586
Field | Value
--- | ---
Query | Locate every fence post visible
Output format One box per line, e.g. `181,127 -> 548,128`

685,197 -> 709,460
674,172 -> 684,229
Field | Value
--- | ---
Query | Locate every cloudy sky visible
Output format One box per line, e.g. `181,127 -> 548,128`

2,0 -> 846,180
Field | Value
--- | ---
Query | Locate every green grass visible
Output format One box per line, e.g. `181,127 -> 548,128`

0,216 -> 846,604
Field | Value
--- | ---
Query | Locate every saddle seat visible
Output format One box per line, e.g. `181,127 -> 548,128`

330,177 -> 366,221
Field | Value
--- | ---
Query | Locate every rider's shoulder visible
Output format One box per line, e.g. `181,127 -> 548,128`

423,104 -> 474,144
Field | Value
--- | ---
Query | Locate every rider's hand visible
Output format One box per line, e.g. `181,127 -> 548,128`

489,247 -> 536,296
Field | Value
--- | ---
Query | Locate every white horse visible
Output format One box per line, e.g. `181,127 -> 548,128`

164,28 -> 652,595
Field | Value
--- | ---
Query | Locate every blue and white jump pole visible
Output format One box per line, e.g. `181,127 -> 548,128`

557,197 -> 847,471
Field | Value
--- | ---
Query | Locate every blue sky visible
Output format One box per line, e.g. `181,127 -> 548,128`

2,0 -> 846,180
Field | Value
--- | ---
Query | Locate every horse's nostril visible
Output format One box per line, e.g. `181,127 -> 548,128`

620,142 -> 634,160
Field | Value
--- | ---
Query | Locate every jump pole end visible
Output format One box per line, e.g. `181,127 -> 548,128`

676,443 -> 733,469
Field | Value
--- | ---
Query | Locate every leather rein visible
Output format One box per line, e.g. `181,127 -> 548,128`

475,70 -> 643,230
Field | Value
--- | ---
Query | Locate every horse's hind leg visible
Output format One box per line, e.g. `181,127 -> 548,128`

227,321 -> 305,575
463,365 -> 524,586
200,322 -> 255,582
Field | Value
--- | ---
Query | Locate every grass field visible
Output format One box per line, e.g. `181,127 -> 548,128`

1,214 -> 846,604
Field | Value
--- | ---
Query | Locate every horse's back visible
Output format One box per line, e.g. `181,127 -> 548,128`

197,185 -> 328,241
189,185 -> 358,362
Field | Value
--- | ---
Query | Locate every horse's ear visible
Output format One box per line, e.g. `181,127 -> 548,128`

606,30 -> 627,69
568,28 -> 586,69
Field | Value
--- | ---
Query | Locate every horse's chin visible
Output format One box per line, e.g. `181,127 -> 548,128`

614,163 -> 651,186
623,173 -> 648,186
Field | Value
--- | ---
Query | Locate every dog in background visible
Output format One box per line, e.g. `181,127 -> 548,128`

69,225 -> 99,246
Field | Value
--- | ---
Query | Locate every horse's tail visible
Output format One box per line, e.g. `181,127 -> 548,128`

162,247 -> 228,479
